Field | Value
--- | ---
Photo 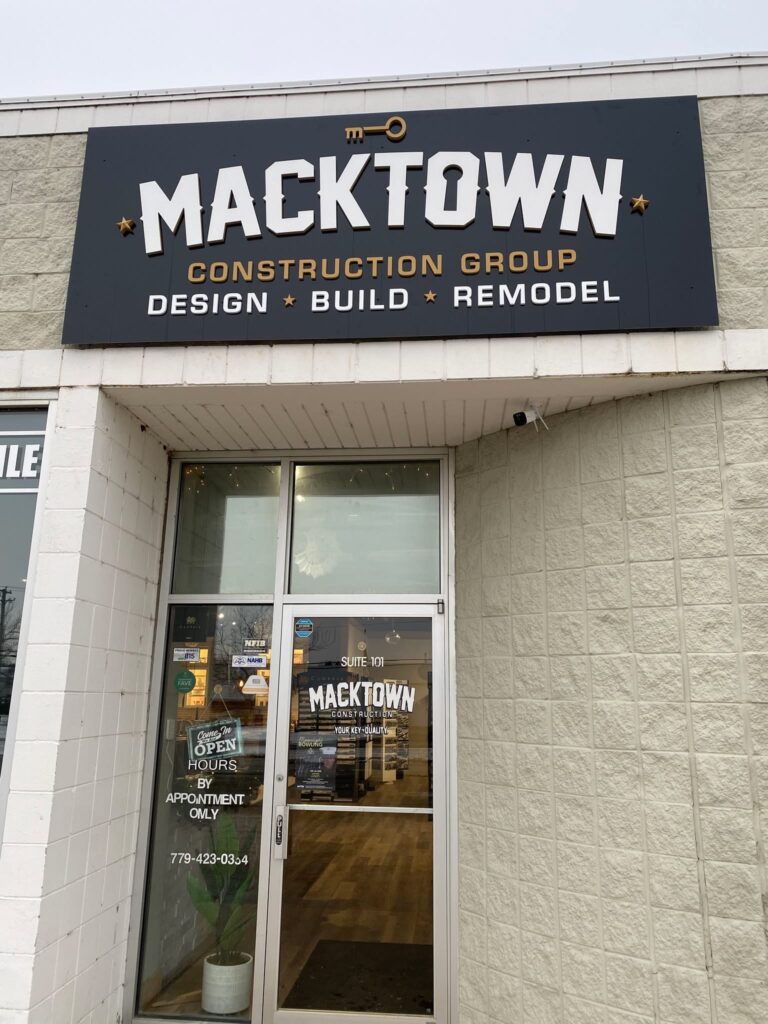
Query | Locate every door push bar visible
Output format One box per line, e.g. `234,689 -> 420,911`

274,805 -> 288,860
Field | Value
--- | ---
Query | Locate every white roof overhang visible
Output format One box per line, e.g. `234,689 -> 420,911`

3,330 -> 765,450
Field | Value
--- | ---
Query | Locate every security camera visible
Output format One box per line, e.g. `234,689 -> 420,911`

512,407 -> 549,430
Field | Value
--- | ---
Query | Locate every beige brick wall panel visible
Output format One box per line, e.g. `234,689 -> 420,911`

0,203 -> 45,238
702,133 -> 748,172
716,288 -> 768,330
704,101 -> 768,324
32,273 -> 69,311
48,134 -> 87,167
0,136 -> 51,171
456,378 -> 768,1024
0,173 -> 13,205
717,247 -> 768,290
710,208 -> 768,249
708,169 -> 768,211
0,236 -> 73,276
43,202 -> 78,238
9,166 -> 83,204
700,95 -> 768,134
0,309 -> 64,347
0,275 -> 33,312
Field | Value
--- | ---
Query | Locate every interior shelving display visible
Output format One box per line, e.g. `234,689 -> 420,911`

396,709 -> 410,775
371,680 -> 407,784
294,666 -> 368,802
371,721 -> 398,784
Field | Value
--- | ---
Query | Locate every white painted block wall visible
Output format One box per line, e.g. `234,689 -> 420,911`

0,387 -> 167,1024
455,377 -> 768,1024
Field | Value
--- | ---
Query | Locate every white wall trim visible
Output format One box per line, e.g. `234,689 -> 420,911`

0,330 -> 766,394
1,53 -> 767,136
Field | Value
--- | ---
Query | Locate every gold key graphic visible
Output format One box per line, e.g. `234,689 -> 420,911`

345,115 -> 407,143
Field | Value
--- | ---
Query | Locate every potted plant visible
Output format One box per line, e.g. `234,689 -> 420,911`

187,814 -> 258,1014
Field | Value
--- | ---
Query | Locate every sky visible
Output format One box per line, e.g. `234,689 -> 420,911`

1,0 -> 768,99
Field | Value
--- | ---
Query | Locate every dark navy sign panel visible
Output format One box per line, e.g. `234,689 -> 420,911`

62,98 -> 718,346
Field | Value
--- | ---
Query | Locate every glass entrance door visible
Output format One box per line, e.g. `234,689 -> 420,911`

263,608 -> 445,1024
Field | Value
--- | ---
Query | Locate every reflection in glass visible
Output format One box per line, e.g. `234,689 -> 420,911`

173,464 -> 280,595
289,618 -> 433,808
137,605 -> 273,1021
0,408 -> 47,432
290,462 -> 440,594
278,812 -> 433,1014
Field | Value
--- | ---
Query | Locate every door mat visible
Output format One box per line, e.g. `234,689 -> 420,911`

284,939 -> 433,1014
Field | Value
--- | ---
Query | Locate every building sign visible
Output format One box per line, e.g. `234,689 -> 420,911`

63,97 -> 717,346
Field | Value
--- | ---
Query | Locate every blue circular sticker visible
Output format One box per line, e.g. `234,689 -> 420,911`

294,617 -> 313,639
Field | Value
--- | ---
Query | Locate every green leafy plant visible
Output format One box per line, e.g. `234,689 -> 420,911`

187,814 -> 258,965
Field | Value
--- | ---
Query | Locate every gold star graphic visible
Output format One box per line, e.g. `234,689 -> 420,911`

283,294 -> 296,307
630,195 -> 651,215
116,217 -> 136,236
424,290 -> 437,303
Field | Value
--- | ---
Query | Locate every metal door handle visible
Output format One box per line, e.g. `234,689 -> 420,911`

274,805 -> 288,860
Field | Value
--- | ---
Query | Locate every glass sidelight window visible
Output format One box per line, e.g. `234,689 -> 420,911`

137,604 -> 274,1020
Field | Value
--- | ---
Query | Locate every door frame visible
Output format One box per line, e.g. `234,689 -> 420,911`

124,449 -> 457,1024
261,603 -> 449,1024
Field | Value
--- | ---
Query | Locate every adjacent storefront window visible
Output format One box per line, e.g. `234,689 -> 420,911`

290,462 -> 440,594
0,408 -> 46,775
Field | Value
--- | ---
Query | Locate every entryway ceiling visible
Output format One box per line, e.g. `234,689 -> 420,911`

106,373 -> 742,451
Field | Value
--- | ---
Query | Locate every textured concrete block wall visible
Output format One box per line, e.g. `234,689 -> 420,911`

0,95 -> 768,349
0,134 -> 82,348
701,97 -> 768,328
455,377 -> 768,1024
0,388 -> 167,1024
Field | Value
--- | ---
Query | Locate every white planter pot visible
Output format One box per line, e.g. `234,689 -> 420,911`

201,952 -> 253,1015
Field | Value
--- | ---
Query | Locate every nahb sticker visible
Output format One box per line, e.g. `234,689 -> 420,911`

232,654 -> 267,668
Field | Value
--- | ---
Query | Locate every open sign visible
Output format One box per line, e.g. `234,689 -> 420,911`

187,719 -> 244,760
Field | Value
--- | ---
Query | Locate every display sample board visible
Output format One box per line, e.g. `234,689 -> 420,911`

63,97 -> 718,346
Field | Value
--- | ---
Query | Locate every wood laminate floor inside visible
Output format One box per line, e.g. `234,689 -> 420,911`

279,808 -> 434,1007
143,784 -> 433,1017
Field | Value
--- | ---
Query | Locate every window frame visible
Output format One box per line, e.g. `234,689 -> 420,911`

126,448 -> 457,1024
